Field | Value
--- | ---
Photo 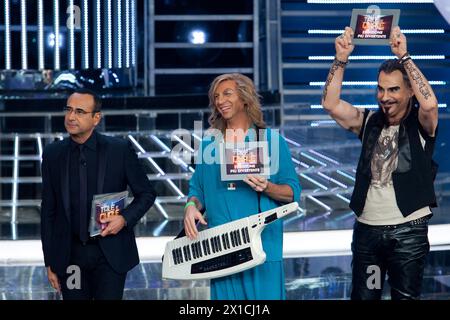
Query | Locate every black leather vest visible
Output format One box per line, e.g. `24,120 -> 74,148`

349,106 -> 438,217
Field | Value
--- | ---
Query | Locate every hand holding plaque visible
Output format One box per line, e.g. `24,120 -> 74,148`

335,26 -> 355,63
89,190 -> 129,237
219,141 -> 270,181
389,26 -> 408,59
243,174 -> 269,193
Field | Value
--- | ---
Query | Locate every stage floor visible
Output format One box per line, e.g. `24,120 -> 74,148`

1,250 -> 450,300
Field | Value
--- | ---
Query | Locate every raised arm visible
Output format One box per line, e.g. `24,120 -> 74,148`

321,27 -> 365,136
390,26 -> 438,136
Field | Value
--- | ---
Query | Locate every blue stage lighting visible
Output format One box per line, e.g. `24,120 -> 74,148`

47,33 -> 64,48
189,30 -> 207,44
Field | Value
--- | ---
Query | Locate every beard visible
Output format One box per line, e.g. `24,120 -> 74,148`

378,98 -> 412,126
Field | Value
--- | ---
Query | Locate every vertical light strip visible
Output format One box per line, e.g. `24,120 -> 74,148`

147,0 -> 154,94
125,0 -> 130,68
20,0 -> 28,70
68,0 -> 75,69
116,0 -> 122,68
107,0 -> 113,68
4,0 -> 11,69
38,0 -> 45,70
131,0 -> 136,66
265,0 -> 272,90
95,0 -> 102,68
37,135 -> 43,161
54,0 -> 60,70
253,0 -> 259,88
82,0 -> 89,69
12,135 -> 20,225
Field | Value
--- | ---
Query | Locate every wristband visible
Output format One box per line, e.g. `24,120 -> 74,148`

334,57 -> 348,68
399,56 -> 412,65
399,52 -> 410,60
399,52 -> 411,64
184,201 -> 196,210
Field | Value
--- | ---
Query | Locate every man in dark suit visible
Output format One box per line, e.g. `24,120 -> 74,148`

40,88 -> 156,299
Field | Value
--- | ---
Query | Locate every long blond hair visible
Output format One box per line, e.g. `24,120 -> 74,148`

207,73 -> 266,132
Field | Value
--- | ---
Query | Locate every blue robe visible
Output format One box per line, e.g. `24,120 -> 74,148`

188,128 -> 301,300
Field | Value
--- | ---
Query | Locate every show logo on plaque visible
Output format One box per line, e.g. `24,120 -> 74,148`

350,6 -> 400,45
219,141 -> 270,181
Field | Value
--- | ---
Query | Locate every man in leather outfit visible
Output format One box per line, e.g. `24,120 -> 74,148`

321,26 -> 439,300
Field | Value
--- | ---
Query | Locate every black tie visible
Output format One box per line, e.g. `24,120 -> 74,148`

79,145 -> 88,242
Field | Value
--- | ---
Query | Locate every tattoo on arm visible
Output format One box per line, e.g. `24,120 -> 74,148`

322,60 -> 343,102
403,60 -> 431,100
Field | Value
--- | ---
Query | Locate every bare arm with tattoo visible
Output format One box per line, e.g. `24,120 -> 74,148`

321,27 -> 365,135
390,26 -> 438,136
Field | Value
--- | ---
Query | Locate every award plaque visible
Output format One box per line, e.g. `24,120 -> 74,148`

219,141 -> 270,181
350,8 -> 400,45
89,190 -> 129,237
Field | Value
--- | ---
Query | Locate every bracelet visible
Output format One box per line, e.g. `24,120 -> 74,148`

334,57 -> 348,68
399,56 -> 412,65
399,52 -> 410,60
398,52 -> 411,64
184,201 -> 196,210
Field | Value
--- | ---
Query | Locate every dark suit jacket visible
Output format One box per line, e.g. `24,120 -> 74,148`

40,131 -> 156,275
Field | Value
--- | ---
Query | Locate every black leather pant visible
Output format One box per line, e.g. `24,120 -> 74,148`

351,217 -> 430,300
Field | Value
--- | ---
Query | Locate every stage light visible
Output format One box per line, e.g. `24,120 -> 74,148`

125,0 -> 131,68
106,0 -> 113,68
116,0 -> 123,68
47,33 -> 64,48
189,30 -> 207,44
5,0 -> 11,69
12,135 -> 19,228
173,22 -> 223,67
20,0 -> 28,70
68,0 -> 75,69
54,0 -> 60,70
38,0 -> 45,70
82,0 -> 89,69
95,0 -> 102,68
53,73 -> 77,85
131,0 -> 136,66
